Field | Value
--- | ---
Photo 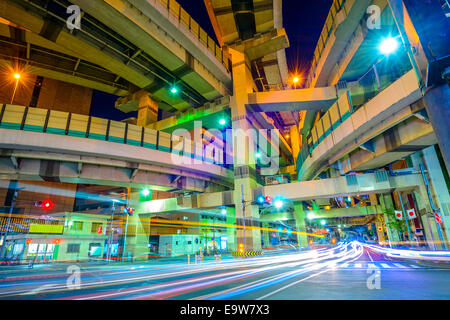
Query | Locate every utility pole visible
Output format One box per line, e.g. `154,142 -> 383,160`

106,200 -> 117,263
398,192 -> 414,248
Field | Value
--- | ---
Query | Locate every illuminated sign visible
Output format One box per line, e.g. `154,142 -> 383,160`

28,224 -> 64,234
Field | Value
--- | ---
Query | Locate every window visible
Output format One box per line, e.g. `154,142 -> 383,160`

187,241 -> 192,244
88,243 -> 102,257
91,222 -> 102,234
175,241 -> 179,245
70,221 -> 83,231
67,244 -> 80,253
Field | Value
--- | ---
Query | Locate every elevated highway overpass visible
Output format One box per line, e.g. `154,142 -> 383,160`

0,0 -> 232,111
135,171 -> 422,214
0,104 -> 232,192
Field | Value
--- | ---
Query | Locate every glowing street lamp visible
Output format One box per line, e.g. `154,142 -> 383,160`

141,189 -> 150,197
274,200 -> 283,209
379,37 -> 399,55
320,220 -> 326,226
11,73 -> 21,104
170,86 -> 178,94
221,208 -> 227,215
307,212 -> 315,220
219,118 -> 226,126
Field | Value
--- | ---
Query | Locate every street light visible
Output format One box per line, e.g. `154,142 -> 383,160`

379,37 -> 399,55
292,76 -> 300,89
321,220 -> 326,226
219,118 -> 226,126
10,73 -> 21,104
274,200 -> 283,209
221,208 -> 227,215
307,212 -> 315,220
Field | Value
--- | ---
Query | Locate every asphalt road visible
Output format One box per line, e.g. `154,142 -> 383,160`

0,242 -> 449,300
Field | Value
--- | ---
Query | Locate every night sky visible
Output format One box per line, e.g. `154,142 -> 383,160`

91,1 -> 333,120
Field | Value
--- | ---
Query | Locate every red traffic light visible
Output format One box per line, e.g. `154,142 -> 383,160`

42,200 -> 54,210
265,196 -> 272,202
53,239 -> 60,245
26,239 -> 32,244
97,226 -> 103,234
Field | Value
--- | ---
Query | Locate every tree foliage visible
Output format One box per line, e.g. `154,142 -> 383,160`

384,207 -> 407,235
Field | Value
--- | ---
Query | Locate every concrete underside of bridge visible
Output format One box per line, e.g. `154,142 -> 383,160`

0,0 -> 231,112
0,129 -> 232,192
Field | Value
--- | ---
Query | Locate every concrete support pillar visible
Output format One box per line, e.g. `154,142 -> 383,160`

379,193 -> 401,244
423,85 -> 450,177
289,124 -> 301,165
225,206 -> 236,251
137,95 -> 158,127
410,151 -> 444,249
229,48 -> 262,252
293,202 -> 308,248
413,188 -> 440,250
261,222 -> 270,248
421,146 -> 450,243
126,212 -> 151,262
374,215 -> 386,243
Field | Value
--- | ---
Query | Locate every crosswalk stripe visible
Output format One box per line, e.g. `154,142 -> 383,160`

354,263 -> 362,268
380,263 -> 391,268
368,263 -> 376,268
393,263 -> 407,268
340,263 -> 349,268
409,265 -> 420,268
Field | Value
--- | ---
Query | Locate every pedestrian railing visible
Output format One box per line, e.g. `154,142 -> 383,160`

154,0 -> 231,72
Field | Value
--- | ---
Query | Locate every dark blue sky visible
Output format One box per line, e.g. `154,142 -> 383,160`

91,1 -> 333,120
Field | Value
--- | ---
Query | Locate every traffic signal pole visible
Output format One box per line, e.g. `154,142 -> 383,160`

122,213 -> 129,261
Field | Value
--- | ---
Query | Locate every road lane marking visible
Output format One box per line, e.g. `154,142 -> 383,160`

22,284 -> 57,295
256,268 -> 332,300
393,263 -> 407,268
409,265 -> 420,268
354,263 -> 362,268
380,263 -> 391,268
